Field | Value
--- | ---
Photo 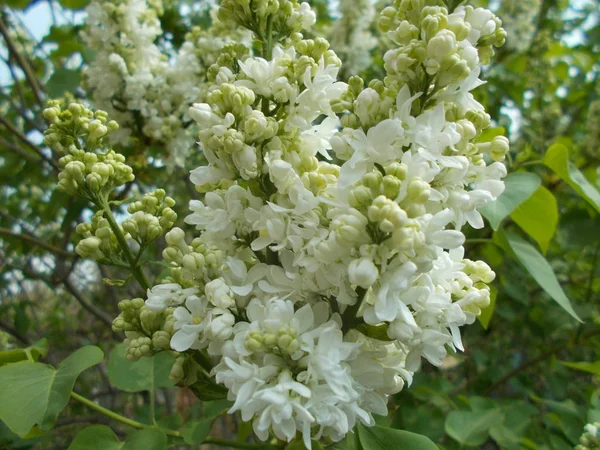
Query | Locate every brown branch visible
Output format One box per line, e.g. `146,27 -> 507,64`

484,328 -> 600,396
0,136 -> 43,165
63,277 -> 115,330
0,114 -> 58,170
0,227 -> 76,258
0,16 -> 45,106
0,320 -> 30,345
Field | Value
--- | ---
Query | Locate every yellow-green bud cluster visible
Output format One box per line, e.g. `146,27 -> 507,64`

112,298 -> 176,361
44,102 -> 134,201
218,0 -> 315,41
75,211 -> 121,263
294,37 -> 342,73
122,189 -> 177,245
162,228 -> 225,284
57,148 -> 134,199
378,2 -> 506,89
451,258 -> 495,316
206,41 -> 251,82
245,326 -> 301,357
43,101 -> 119,153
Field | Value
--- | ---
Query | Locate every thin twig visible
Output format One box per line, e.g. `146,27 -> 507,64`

0,320 -> 30,345
0,227 -> 76,258
0,114 -> 58,169
0,16 -> 45,106
484,328 -> 600,395
63,277 -> 115,329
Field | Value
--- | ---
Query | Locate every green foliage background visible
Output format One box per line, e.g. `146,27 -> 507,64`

0,0 -> 599,448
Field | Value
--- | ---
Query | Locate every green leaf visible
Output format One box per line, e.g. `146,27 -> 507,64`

544,143 -> 600,213
46,68 -> 81,99
68,425 -> 120,450
445,408 -> 504,447
475,126 -> 506,143
122,428 -> 168,449
68,425 -> 167,450
0,339 -> 48,366
480,173 -> 541,230
356,323 -> 393,341
357,425 -> 438,450
13,304 -> 30,336
59,0 -> 90,9
181,419 -> 212,445
505,232 -> 581,322
3,0 -> 32,9
510,185 -> 558,254
0,346 -> 103,436
560,361 -> 600,376
203,400 -> 232,419
107,344 -> 175,392
477,286 -> 497,330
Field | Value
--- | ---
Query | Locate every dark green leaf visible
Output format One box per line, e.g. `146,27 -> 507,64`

445,408 -> 503,447
505,232 -> 581,321
358,425 -> 438,450
46,68 -> 81,99
13,304 -> 30,336
181,419 -> 212,445
68,425 -> 167,450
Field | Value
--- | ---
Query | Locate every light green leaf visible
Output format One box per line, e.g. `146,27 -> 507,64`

0,346 -> 103,436
68,425 -> 167,450
107,344 -> 175,392
475,126 -> 506,143
560,361 -> 600,376
477,286 -> 497,330
510,185 -> 558,254
505,232 -> 581,322
46,68 -> 81,98
544,143 -> 600,213
480,173 -> 541,230
0,338 -> 48,366
445,408 -> 504,447
358,425 -> 438,450
181,419 -> 212,445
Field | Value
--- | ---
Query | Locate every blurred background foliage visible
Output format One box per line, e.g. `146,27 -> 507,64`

0,0 -> 599,448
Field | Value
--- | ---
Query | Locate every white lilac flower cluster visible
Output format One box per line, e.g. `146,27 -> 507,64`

577,422 -> 600,450
82,0 -> 250,168
139,0 -> 508,447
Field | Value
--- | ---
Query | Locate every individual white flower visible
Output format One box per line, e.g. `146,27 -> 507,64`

337,119 -> 405,189
145,283 -> 198,311
348,258 -> 379,288
205,278 -> 235,309
170,295 -> 210,351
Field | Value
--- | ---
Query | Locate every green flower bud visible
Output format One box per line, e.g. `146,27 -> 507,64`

169,356 -> 186,382
152,331 -> 171,350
